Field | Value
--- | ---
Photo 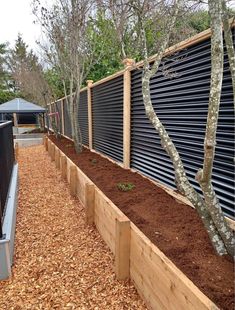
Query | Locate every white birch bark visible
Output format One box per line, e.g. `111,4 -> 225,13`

196,0 -> 234,257
222,0 -> 235,108
141,0 -> 230,255
73,82 -> 83,153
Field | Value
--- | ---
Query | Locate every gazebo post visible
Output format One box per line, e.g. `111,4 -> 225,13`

13,113 -> 18,133
42,113 -> 45,130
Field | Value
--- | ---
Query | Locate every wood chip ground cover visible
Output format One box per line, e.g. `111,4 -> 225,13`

0,145 -> 147,310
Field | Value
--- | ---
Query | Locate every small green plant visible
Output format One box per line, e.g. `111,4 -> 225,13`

90,158 -> 97,165
117,182 -> 135,192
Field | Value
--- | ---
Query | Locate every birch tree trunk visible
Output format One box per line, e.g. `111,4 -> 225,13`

196,0 -> 234,257
73,83 -> 83,153
140,0 -> 233,255
69,76 -> 75,140
222,0 -> 235,108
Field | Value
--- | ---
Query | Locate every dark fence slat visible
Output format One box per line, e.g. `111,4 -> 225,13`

0,121 -> 15,237
78,91 -> 88,146
130,29 -> 235,219
92,76 -> 124,162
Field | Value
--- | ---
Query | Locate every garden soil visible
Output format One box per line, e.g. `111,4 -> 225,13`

50,135 -> 234,310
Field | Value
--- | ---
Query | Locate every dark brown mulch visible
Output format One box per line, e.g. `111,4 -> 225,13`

50,135 -> 234,310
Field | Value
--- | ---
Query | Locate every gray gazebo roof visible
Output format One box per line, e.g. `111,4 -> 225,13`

0,98 -> 45,113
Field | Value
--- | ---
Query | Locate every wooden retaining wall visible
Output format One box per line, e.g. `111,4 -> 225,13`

45,137 -> 219,310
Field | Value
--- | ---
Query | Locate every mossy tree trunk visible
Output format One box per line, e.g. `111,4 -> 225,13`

196,0 -> 234,256
140,0 -> 234,256
222,0 -> 235,108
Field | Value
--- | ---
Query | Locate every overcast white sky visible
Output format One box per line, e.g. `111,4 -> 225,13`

0,0 -> 235,52
0,0 -> 41,50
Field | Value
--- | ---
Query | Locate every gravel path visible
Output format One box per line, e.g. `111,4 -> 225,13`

0,145 -> 147,310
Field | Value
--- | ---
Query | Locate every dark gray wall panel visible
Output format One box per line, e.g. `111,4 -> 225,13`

78,90 -> 88,146
131,29 -> 235,219
92,76 -> 123,162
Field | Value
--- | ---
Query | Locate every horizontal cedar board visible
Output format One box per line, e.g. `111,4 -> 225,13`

130,223 -> 218,310
94,187 -> 128,254
94,188 -> 116,253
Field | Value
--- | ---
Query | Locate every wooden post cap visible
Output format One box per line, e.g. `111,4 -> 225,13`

86,80 -> 93,86
122,58 -> 135,68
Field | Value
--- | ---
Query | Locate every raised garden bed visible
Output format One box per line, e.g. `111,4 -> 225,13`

46,135 -> 234,310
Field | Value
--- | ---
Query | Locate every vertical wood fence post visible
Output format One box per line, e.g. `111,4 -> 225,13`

51,143 -> 55,161
87,80 -> 93,150
60,154 -> 67,180
48,139 -> 51,156
55,147 -> 60,169
61,99 -> 65,135
115,218 -> 131,280
13,113 -> 18,127
44,136 -> 48,151
70,165 -> 77,196
123,59 -> 134,169
84,183 -> 95,225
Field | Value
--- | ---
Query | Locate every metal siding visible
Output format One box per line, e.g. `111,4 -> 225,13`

0,122 -> 15,233
63,99 -> 72,138
92,76 -> 123,162
78,90 -> 89,146
131,29 -> 235,219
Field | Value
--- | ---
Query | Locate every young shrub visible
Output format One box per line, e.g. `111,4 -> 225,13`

117,182 -> 135,192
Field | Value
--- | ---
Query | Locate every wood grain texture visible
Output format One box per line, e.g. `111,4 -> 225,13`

87,80 -> 93,150
115,218 -> 131,280
94,187 -> 129,254
55,147 -> 60,169
51,143 -> 55,161
69,164 -> 77,196
130,223 -> 219,310
76,167 -> 91,205
123,66 -> 131,169
60,154 -> 67,180
85,183 -> 95,225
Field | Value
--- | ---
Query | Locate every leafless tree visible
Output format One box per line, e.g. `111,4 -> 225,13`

33,0 -> 99,153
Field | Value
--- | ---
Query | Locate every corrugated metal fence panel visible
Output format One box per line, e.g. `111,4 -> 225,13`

63,99 -> 72,139
92,75 -> 124,162
131,29 -> 235,219
78,90 -> 89,146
